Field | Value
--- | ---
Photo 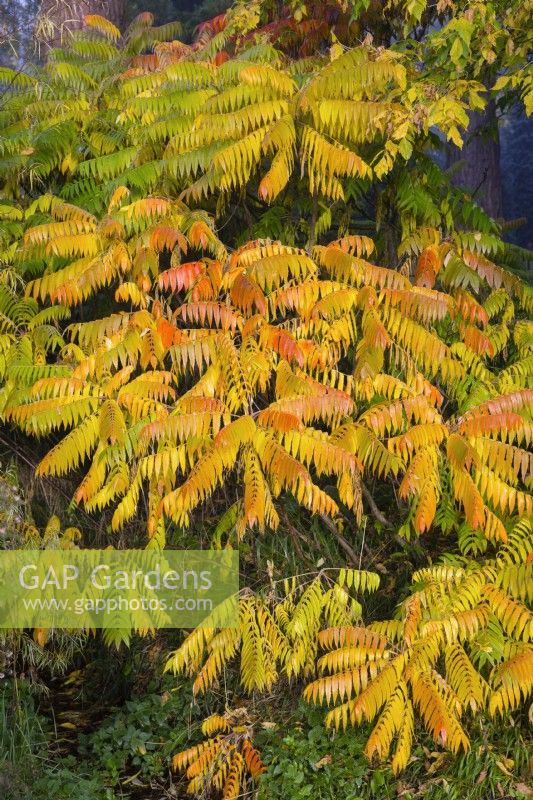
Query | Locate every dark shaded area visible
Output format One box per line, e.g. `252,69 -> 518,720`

447,101 -> 503,220
125,0 -> 231,38
501,109 -> 533,250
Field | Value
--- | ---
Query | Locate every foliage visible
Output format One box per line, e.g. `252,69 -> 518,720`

173,706 -> 266,798
0,680 -> 115,800
1,0 -> 529,243
0,485 -> 88,676
0,3 -> 531,799
258,710 -> 396,800
257,705 -> 532,800
170,529 -> 532,790
3,214 -> 532,544
0,681 -> 48,773
83,681 -> 200,786
31,761 -> 117,800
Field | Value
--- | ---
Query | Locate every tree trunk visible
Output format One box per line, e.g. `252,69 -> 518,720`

446,99 -> 503,220
38,0 -> 126,47
0,0 -> 41,67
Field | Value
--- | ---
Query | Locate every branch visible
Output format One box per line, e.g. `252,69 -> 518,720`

319,513 -> 359,566
361,483 -> 392,527
361,483 -> 408,551
282,511 -> 314,567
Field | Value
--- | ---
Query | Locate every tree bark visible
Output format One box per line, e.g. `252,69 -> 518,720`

0,0 -> 41,67
446,99 -> 503,220
38,0 -> 126,47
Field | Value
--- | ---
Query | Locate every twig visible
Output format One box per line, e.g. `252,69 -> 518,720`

319,513 -> 359,566
361,482 -> 392,528
361,482 -> 408,551
282,511 -> 315,567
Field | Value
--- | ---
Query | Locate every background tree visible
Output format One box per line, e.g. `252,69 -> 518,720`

37,0 -> 126,47
0,0 -> 41,66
